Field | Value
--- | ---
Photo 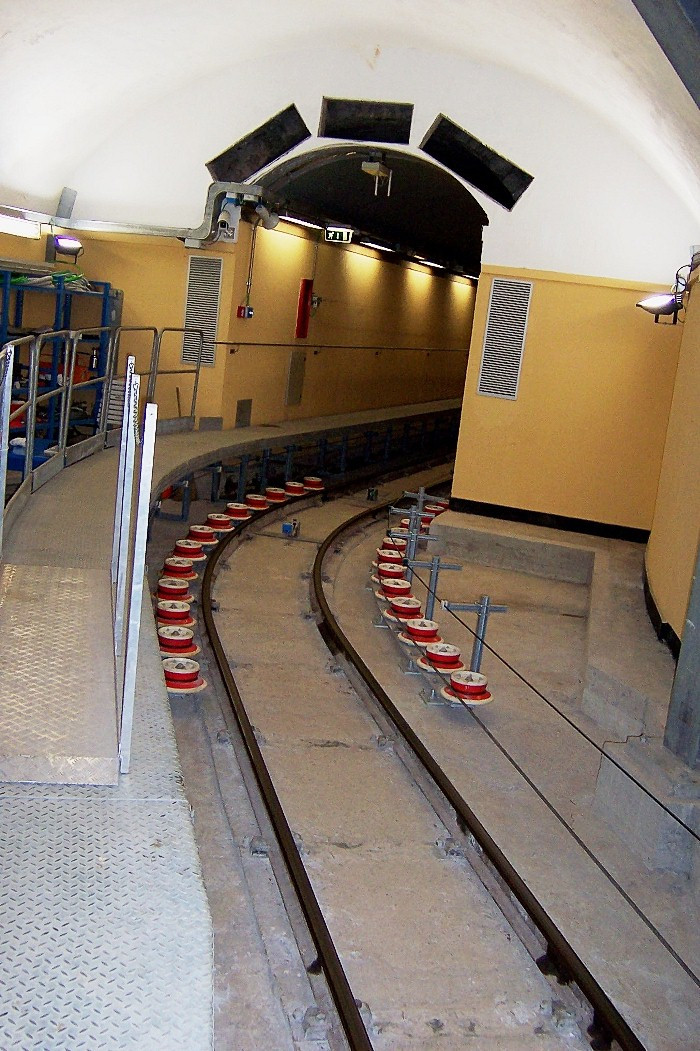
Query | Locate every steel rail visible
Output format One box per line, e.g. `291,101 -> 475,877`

200,499 -> 373,1051
312,500 -> 647,1051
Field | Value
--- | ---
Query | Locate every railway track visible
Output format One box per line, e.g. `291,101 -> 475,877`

151,464 -> 696,1049
190,468 -> 648,1051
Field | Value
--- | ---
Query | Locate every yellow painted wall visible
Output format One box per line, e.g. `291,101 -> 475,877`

451,265 -> 681,529
1,224 -> 474,424
645,271 -> 700,639
220,222 -> 475,426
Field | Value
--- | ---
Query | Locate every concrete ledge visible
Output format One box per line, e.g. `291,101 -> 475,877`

432,511 -> 595,584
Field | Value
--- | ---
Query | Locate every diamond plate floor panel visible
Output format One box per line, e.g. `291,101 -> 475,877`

0,563 -> 118,785
0,796 -> 212,1051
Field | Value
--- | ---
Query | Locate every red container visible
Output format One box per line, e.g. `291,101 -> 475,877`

381,577 -> 412,599
424,503 -> 445,517
450,670 -> 488,697
246,493 -> 268,510
389,596 -> 422,620
377,562 -> 405,579
406,618 -> 440,642
157,577 -> 190,600
188,524 -> 217,544
207,513 -> 233,531
225,502 -> 251,519
163,657 -> 200,684
157,600 -> 192,624
265,487 -> 288,503
303,476 -> 324,491
381,535 -> 408,553
174,538 -> 205,559
284,480 -> 305,496
163,556 -> 195,577
425,642 -> 462,668
376,548 -> 403,565
158,625 -> 197,654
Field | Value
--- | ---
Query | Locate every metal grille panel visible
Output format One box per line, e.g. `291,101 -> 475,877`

477,278 -> 533,399
182,256 -> 222,367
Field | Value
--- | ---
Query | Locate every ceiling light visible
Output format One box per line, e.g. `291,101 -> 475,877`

360,241 -> 395,253
282,215 -> 323,230
0,213 -> 41,239
415,257 -> 445,269
53,234 -> 83,261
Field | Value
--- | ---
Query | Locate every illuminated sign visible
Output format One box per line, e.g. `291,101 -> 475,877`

325,227 -> 353,243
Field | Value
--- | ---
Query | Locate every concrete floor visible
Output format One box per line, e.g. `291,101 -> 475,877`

148,478 -> 699,1050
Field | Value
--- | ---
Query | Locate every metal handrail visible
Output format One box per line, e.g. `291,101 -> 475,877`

146,326 -> 204,417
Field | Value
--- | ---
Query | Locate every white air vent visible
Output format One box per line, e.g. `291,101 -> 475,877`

477,278 -> 533,399
182,255 -> 223,367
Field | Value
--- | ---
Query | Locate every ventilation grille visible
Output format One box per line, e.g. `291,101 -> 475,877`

182,256 -> 222,366
477,278 -> 533,399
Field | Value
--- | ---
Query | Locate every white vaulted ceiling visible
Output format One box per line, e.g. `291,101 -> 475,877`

1,0 -> 698,282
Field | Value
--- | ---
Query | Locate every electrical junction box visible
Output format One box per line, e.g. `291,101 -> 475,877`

237,305 -> 254,319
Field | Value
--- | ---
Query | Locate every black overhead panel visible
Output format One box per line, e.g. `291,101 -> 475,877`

258,145 -> 488,276
207,104 -> 311,182
318,98 -> 414,144
420,115 -> 533,210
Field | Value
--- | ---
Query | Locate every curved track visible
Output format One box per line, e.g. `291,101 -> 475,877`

191,469 -> 666,1051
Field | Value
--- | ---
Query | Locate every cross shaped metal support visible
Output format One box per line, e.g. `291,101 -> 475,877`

441,594 -> 508,672
404,555 -> 462,619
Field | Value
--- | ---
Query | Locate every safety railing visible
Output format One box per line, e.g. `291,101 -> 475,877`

146,327 -> 204,419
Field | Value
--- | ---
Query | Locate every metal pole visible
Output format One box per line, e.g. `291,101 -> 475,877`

58,334 -> 79,452
119,401 -> 158,773
0,344 -> 15,559
97,330 -> 118,436
236,454 -> 250,502
427,557 -> 441,621
405,508 -> 420,583
441,595 -> 508,673
189,331 -> 204,419
470,595 -> 491,673
111,356 -> 136,583
23,335 -> 41,479
114,368 -> 140,659
146,331 -> 162,403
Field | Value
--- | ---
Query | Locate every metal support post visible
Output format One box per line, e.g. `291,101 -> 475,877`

404,556 -> 462,620
285,444 -> 295,479
211,462 -> 222,502
317,436 -> 327,471
236,454 -> 250,502
111,356 -> 136,583
119,402 -> 158,773
383,424 -> 393,462
23,336 -> 42,478
441,594 -> 508,672
364,430 -> 374,464
260,448 -> 270,491
0,344 -> 15,559
339,435 -> 348,474
113,364 -> 140,660
403,486 -> 427,513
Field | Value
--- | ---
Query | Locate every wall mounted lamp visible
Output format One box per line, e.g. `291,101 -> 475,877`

53,234 -> 83,261
637,264 -> 689,324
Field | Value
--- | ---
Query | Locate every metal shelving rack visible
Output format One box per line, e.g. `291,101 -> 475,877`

0,266 -> 122,444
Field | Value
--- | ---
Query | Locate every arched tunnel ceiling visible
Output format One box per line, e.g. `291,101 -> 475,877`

0,1 -> 698,282
254,146 -> 489,276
